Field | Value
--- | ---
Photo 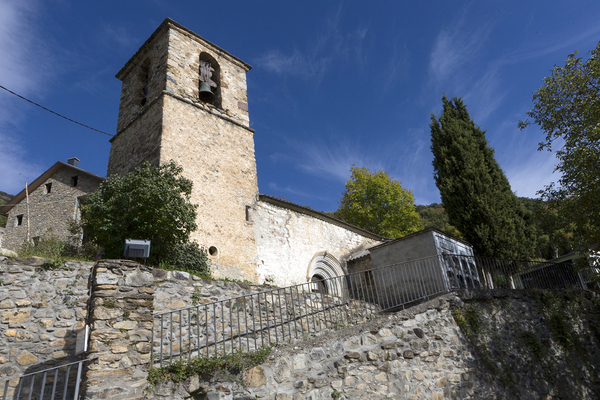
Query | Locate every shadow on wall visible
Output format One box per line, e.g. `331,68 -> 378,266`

6,336 -> 83,399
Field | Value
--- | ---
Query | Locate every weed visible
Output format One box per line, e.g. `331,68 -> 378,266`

147,346 -> 272,387
104,299 -> 116,309
520,331 -> 544,360
123,309 -> 131,319
332,389 -> 343,398
192,290 -> 202,306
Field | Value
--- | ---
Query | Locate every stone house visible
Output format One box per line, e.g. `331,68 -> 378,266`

0,158 -> 105,252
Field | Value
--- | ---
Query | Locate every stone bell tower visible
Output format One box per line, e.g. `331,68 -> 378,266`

107,18 -> 259,281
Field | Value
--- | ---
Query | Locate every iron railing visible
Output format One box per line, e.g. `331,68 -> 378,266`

0,358 -> 97,400
151,254 -> 596,368
465,255 -> 599,291
151,255 -> 455,367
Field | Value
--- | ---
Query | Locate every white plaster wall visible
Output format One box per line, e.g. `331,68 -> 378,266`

253,201 -> 382,287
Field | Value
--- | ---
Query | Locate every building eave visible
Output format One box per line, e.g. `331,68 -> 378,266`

0,162 -> 105,216
258,194 -> 387,242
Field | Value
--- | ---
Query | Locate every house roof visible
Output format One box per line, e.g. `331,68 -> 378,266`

368,227 -> 473,251
346,227 -> 473,262
258,194 -> 387,241
0,161 -> 106,216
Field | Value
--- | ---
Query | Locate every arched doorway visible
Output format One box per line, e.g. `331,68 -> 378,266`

307,252 -> 344,296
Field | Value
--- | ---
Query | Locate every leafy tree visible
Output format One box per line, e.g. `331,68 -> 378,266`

333,166 -> 420,238
415,203 -> 462,238
519,42 -> 600,258
430,96 -> 536,259
80,161 -> 208,274
0,191 -> 14,228
519,197 -> 575,260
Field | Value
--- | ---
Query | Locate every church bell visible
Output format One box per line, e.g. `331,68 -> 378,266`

198,81 -> 215,103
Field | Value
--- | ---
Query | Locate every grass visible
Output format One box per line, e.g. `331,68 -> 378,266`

17,236 -> 97,267
148,346 -> 272,387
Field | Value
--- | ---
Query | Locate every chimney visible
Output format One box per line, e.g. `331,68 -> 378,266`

67,157 -> 80,167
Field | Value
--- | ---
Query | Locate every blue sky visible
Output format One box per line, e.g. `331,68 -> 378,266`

1,1 -> 599,212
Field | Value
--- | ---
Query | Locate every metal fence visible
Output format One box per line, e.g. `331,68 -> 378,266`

0,358 -> 96,400
467,255 -> 599,291
151,254 -> 597,368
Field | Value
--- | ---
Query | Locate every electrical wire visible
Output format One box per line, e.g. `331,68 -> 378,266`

0,85 -> 114,137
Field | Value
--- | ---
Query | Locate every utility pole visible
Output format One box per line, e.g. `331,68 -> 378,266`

25,182 -> 31,244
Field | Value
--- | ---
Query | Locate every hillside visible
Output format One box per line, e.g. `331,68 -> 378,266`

416,199 -> 575,260
0,191 -> 14,228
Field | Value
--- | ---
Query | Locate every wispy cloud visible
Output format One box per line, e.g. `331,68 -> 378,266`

98,23 -> 138,50
0,0 -> 49,194
429,21 -> 493,84
382,38 -> 409,92
256,48 -> 332,79
255,5 -> 369,82
505,151 -> 560,198
267,182 -> 330,202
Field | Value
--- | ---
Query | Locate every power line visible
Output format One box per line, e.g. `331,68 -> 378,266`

0,85 -> 114,137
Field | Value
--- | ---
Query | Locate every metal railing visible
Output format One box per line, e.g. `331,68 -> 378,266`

0,358 -> 97,400
151,255 -> 452,368
151,254 -> 596,368
466,255 -> 599,291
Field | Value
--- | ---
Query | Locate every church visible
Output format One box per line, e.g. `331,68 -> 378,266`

2,18 -> 476,289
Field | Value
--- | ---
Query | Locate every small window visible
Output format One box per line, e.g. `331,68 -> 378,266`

71,176 -> 78,187
208,246 -> 218,256
45,182 -> 52,194
16,215 -> 23,226
245,205 -> 252,223
32,236 -> 40,246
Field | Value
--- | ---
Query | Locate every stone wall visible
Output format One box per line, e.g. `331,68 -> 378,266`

152,293 -> 508,400
84,260 -> 155,399
454,289 -> 600,400
1,258 -> 598,400
160,93 -> 259,283
253,198 -> 382,287
0,257 -> 91,384
3,166 -> 103,251
151,289 -> 600,400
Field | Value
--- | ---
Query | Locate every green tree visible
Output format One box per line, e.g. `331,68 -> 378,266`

333,166 -> 420,238
519,42 -> 600,258
0,191 -> 14,228
415,203 -> 462,238
430,96 -> 536,259
80,161 -> 208,274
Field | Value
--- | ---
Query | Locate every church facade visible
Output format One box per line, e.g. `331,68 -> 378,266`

108,18 -> 385,286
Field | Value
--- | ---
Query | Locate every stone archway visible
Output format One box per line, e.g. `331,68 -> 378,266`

307,252 -> 345,295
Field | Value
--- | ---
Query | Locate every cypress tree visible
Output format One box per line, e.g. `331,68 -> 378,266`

430,96 -> 535,259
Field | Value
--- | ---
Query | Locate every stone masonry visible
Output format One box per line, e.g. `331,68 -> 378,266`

2,164 -> 104,252
1,258 -> 599,399
84,260 -> 155,399
153,293 -> 510,400
0,257 -> 91,396
108,18 -> 260,282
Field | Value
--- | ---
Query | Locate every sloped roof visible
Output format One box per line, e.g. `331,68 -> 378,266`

347,227 -> 473,262
258,194 -> 387,241
0,161 -> 105,215
368,227 -> 473,251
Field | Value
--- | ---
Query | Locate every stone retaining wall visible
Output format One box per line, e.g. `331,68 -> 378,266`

0,257 -> 91,390
2,258 -> 598,399
153,293 -> 507,400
